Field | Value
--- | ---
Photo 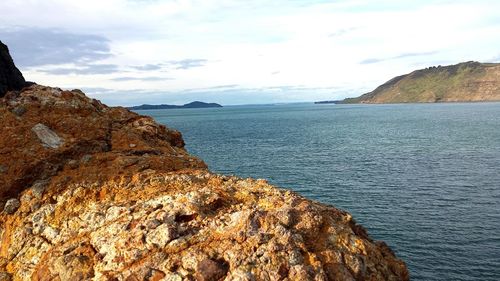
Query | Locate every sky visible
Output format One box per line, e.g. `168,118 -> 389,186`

0,0 -> 499,106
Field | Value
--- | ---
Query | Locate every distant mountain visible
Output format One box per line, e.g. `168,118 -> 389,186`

338,61 -> 500,104
128,101 -> 222,110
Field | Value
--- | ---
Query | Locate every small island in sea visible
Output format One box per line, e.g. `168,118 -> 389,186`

333,61 -> 500,104
128,101 -> 222,110
314,100 -> 341,104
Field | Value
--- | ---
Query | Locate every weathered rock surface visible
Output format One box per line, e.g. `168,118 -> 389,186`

0,48 -> 408,280
0,41 -> 26,98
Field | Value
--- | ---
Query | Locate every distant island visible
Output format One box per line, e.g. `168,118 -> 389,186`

128,101 -> 222,110
314,100 -> 341,104
334,61 -> 500,104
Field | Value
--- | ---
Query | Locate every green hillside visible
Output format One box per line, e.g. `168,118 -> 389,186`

341,61 -> 500,103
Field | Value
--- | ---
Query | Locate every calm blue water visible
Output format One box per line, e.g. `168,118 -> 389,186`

142,103 -> 500,281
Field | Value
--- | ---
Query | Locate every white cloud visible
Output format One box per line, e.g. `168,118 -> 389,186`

1,0 -> 499,105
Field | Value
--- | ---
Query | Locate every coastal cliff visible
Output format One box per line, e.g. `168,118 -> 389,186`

340,61 -> 500,103
0,44 -> 408,280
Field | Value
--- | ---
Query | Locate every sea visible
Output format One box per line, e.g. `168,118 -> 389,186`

142,102 -> 500,281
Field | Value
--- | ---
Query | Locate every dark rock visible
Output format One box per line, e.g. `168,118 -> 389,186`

3,198 -> 20,214
195,259 -> 229,281
0,41 -> 26,97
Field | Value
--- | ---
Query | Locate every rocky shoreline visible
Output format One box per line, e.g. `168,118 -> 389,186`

0,42 -> 408,281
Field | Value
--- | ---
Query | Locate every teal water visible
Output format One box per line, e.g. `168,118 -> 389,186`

142,103 -> 500,281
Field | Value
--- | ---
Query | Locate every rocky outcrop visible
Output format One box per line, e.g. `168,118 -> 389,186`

340,61 -> 500,103
0,85 -> 205,202
0,43 -> 408,280
0,41 -> 26,97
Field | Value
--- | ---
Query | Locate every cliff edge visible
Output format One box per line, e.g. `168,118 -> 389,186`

340,61 -> 500,103
0,44 -> 408,281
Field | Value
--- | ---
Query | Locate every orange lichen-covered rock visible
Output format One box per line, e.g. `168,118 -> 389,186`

0,85 -> 409,280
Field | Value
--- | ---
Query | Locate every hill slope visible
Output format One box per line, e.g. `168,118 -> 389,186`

341,61 -> 500,103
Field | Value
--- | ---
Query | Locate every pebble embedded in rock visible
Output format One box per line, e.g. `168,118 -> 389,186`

3,198 -> 20,214
11,106 -> 26,116
31,180 -> 49,199
288,249 -> 304,265
31,123 -> 63,149
195,259 -> 229,281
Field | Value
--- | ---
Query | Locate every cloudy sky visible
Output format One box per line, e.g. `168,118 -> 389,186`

1,0 -> 499,106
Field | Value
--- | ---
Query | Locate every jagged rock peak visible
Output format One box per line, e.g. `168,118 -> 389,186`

0,41 -> 26,97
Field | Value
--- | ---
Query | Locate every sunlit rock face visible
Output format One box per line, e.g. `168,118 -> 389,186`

0,42 -> 408,281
